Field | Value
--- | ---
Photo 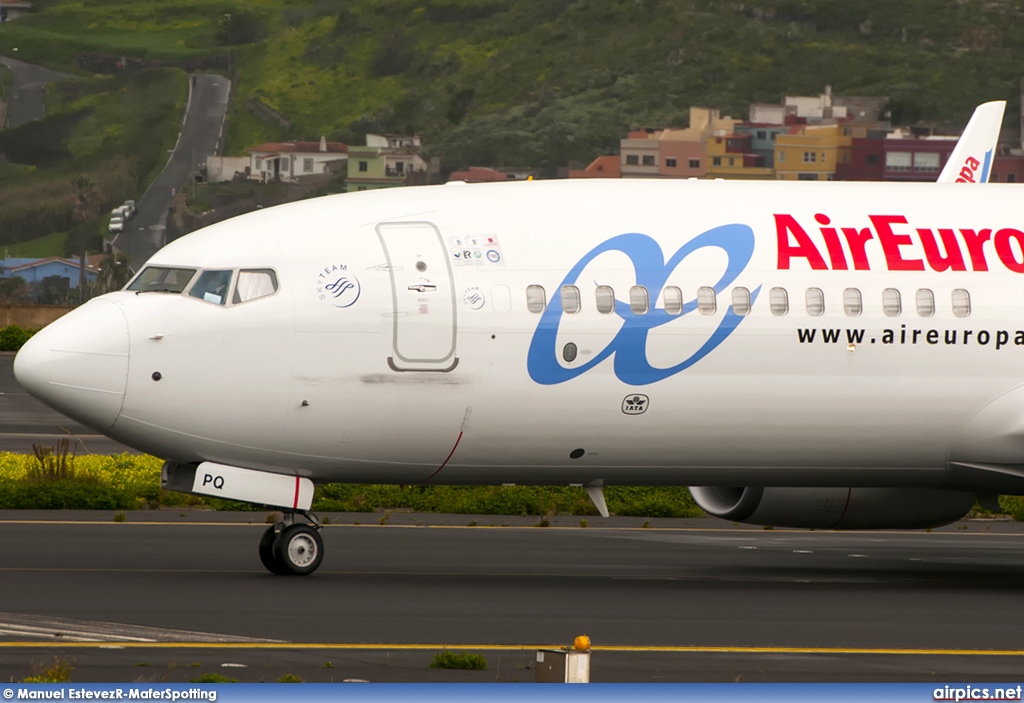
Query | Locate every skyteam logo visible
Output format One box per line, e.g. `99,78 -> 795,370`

316,263 -> 361,308
527,224 -> 759,386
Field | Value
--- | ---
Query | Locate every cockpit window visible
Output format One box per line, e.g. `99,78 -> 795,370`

233,269 -> 278,304
127,266 -> 197,294
187,269 -> 234,305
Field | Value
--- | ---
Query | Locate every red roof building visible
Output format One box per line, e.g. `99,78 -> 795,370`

248,137 -> 347,183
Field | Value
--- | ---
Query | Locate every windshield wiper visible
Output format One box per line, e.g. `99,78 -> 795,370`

136,287 -> 181,294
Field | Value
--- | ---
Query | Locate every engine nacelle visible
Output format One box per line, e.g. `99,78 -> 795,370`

689,486 -> 976,529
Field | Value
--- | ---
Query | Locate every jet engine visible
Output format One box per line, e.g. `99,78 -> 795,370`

688,486 -> 976,529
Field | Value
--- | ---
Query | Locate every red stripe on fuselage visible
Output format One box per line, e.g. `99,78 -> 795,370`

424,432 -> 464,482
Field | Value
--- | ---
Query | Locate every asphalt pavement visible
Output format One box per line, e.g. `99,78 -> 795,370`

0,352 -> 136,454
113,73 -> 231,270
1,512 -> 1024,683
0,58 -> 230,271
0,54 -> 71,128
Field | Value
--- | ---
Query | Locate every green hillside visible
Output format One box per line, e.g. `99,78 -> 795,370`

1,0 -> 1022,177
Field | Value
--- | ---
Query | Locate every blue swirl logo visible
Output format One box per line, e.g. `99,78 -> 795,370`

325,275 -> 361,308
527,224 -> 760,386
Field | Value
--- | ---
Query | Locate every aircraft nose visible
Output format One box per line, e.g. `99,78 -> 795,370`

14,299 -> 130,431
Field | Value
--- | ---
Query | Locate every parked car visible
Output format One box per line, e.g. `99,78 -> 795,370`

108,216 -> 124,233
122,200 -> 136,219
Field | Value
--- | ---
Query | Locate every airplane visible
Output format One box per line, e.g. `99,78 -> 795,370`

937,100 -> 1005,184
14,111 -> 1022,576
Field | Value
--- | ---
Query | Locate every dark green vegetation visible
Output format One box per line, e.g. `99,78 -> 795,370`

3,449 -> 1023,521
190,674 -> 238,684
1,0 -> 1021,181
430,651 -> 488,670
0,325 -> 36,351
314,483 -> 703,518
0,449 -> 704,516
0,67 -> 187,256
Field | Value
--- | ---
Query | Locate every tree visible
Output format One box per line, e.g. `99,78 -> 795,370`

0,276 -> 29,304
34,275 -> 71,306
216,11 -> 269,46
67,175 -> 104,301
95,253 -> 132,295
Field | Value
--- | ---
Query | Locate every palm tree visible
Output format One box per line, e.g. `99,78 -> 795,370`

96,252 -> 132,294
68,175 -> 103,302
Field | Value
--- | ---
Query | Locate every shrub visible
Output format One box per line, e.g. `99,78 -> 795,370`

999,496 -> 1024,522
430,651 -> 487,670
0,325 -> 36,351
28,439 -> 76,482
190,674 -> 237,684
0,481 -> 129,510
23,657 -> 74,683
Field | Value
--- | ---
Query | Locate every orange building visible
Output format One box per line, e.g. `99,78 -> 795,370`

619,108 -> 739,179
568,155 -> 621,178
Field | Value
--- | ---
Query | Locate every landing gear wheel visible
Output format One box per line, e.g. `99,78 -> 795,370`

259,526 -> 289,575
271,523 -> 324,576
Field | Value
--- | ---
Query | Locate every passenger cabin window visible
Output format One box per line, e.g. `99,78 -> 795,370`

697,286 -> 716,315
630,286 -> 649,315
188,270 -> 234,305
731,287 -> 751,316
233,269 -> 278,304
526,285 -> 546,313
843,288 -> 862,317
806,288 -> 824,316
663,286 -> 683,315
127,266 -> 197,294
951,288 -> 971,318
916,288 -> 935,317
769,287 -> 788,316
561,285 -> 581,314
882,288 -> 901,317
595,285 -> 615,314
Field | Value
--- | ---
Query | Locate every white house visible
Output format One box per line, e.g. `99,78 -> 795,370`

248,137 -> 348,183
205,155 -> 250,183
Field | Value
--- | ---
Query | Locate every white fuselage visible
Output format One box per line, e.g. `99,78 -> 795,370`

15,179 -> 1024,490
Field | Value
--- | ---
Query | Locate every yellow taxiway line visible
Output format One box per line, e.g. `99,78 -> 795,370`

0,642 -> 1022,656
0,520 -> 1020,537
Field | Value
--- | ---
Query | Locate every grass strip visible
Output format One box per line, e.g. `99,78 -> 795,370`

0,451 -> 702,517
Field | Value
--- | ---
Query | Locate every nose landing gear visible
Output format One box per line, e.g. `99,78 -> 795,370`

259,512 -> 324,575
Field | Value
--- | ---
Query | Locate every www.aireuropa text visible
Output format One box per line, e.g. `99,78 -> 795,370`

797,326 -> 1024,349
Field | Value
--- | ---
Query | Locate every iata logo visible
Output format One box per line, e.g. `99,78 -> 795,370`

622,394 -> 649,415
316,264 -> 361,308
528,224 -> 758,386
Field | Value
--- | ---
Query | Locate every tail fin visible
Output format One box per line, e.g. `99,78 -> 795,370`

937,101 -> 1005,183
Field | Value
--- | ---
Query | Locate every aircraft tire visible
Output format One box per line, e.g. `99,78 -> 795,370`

258,526 -> 289,575
272,524 -> 324,576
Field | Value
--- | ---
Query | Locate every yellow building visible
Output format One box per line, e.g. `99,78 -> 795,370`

704,133 -> 774,180
774,124 -> 852,180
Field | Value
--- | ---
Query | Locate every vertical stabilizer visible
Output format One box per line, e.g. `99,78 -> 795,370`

937,101 -> 1006,183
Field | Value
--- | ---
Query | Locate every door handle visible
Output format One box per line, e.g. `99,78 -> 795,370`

407,284 -> 437,293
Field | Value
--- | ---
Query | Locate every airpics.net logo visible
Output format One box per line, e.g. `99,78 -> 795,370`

934,685 -> 1023,701
316,264 -> 361,308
